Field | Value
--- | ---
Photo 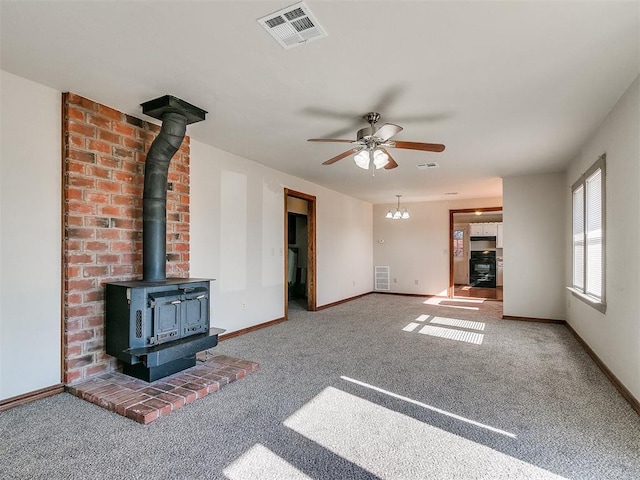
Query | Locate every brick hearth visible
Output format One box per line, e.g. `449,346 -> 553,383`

68,355 -> 258,424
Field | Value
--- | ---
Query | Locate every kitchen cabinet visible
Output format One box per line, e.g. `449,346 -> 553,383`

470,222 -> 498,237
469,224 -> 483,236
496,223 -> 504,248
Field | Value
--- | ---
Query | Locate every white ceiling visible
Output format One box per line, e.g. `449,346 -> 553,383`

2,1 -> 638,204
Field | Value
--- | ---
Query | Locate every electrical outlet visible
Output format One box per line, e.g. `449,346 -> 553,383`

352,280 -> 355,286
241,303 -> 246,309
394,278 -> 397,283
415,279 -> 419,285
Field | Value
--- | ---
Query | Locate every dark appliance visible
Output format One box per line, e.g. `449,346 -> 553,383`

469,251 -> 497,288
106,279 -> 223,382
105,95 -> 224,382
469,236 -> 497,242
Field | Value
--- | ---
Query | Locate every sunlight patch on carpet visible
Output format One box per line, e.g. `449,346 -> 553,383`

284,386 -> 567,480
429,316 -> 485,331
402,322 -> 421,332
223,443 -> 312,480
424,296 -> 484,310
339,377 -> 515,438
425,297 -> 485,305
402,316 -> 485,340
418,325 -> 484,345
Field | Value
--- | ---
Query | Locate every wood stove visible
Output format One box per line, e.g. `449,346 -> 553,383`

105,278 -> 222,382
105,95 -> 224,382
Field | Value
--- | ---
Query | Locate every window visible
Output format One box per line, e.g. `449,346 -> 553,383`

571,154 -> 605,312
453,230 -> 464,257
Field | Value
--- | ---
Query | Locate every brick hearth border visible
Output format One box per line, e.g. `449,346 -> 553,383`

68,355 -> 258,424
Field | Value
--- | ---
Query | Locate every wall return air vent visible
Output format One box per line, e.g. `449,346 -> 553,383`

257,2 -> 327,49
375,266 -> 391,291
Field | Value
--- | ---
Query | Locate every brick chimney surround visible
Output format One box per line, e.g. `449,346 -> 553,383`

62,93 -> 191,384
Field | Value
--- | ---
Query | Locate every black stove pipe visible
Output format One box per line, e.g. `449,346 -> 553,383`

142,111 -> 187,282
140,95 -> 206,282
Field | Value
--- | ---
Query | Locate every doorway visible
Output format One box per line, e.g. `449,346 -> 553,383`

449,207 -> 503,300
284,189 -> 317,318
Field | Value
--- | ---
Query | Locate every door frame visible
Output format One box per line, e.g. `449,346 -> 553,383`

448,206 -> 502,298
284,188 -> 317,318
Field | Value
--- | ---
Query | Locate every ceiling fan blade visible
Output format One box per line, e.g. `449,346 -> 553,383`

322,149 -> 357,165
392,141 -> 445,152
373,123 -> 403,142
380,148 -> 398,170
308,138 -> 354,143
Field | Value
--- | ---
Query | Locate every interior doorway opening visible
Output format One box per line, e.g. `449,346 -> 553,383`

288,212 -> 308,304
284,189 -> 317,318
449,207 -> 503,300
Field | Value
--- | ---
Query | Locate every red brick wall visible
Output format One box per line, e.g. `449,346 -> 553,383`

62,93 -> 190,384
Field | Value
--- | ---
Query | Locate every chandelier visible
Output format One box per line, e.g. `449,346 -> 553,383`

386,195 -> 410,220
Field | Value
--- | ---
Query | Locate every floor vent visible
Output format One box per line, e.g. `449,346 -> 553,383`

375,266 -> 391,291
258,2 -> 327,49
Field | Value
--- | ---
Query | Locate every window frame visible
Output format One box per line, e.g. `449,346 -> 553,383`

568,154 -> 606,313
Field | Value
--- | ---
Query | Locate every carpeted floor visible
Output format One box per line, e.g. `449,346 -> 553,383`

1,294 -> 639,479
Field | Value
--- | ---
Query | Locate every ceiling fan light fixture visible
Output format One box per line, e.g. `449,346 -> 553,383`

373,149 -> 389,169
309,112 -> 445,170
354,150 -> 369,169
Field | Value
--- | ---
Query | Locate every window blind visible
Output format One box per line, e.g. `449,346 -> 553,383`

572,185 -> 585,290
585,168 -> 602,298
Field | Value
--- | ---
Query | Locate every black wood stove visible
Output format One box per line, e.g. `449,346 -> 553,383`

106,278 -> 223,382
105,96 -> 224,382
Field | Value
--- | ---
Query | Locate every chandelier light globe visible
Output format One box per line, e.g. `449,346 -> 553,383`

401,210 -> 410,219
386,210 -> 393,219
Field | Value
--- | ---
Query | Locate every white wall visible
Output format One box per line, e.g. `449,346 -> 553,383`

372,197 -> 502,295
0,71 -> 62,400
190,140 -> 373,334
565,75 -> 640,401
502,173 -> 566,320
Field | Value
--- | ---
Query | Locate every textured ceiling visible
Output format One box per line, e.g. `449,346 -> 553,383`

2,1 -> 638,204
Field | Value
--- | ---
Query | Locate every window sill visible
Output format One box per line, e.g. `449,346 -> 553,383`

567,287 -> 607,313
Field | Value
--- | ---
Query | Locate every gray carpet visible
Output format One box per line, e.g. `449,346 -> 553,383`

1,294 -> 639,479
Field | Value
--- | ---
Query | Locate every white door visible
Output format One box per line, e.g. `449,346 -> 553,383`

453,225 -> 469,284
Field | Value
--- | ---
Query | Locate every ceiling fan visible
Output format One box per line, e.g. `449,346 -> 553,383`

308,112 -> 445,171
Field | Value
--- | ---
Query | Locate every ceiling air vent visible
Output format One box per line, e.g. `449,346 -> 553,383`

258,2 -> 327,49
416,162 -> 439,170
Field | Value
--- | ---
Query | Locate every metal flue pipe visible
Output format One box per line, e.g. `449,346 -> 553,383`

142,111 -> 187,281
140,95 -> 206,282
